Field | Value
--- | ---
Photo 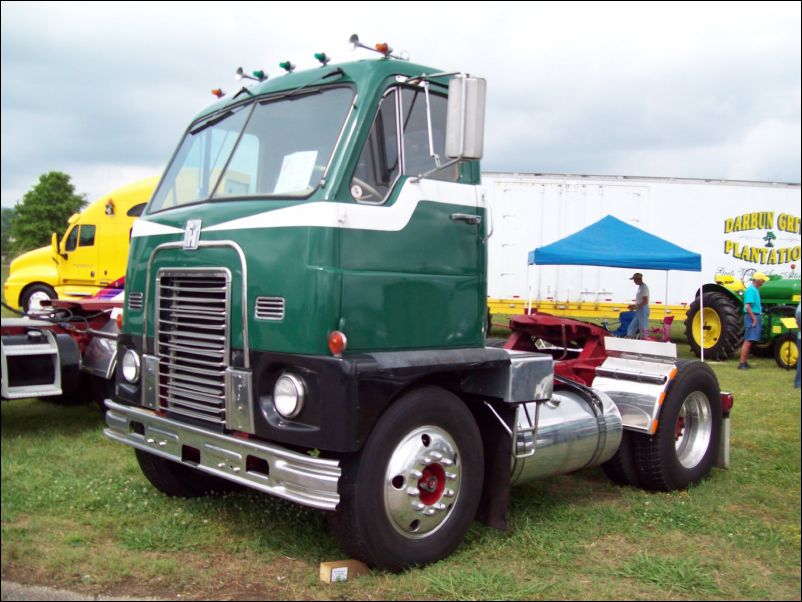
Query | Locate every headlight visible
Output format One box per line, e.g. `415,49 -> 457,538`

121,349 -> 140,383
273,373 -> 306,418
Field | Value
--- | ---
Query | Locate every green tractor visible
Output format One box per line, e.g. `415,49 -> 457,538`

685,274 -> 800,367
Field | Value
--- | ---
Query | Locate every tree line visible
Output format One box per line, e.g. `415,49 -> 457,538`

1,172 -> 87,259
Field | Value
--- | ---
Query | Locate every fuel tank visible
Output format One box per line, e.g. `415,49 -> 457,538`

511,384 -> 622,485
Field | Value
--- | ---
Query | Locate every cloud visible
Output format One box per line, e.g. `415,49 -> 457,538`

1,1 -> 800,207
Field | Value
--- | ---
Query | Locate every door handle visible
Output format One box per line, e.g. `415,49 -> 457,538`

450,213 -> 482,225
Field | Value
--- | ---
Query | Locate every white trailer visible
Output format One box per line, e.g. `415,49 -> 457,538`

483,172 -> 801,314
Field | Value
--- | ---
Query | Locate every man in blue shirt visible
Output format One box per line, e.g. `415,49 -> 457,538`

738,272 -> 768,369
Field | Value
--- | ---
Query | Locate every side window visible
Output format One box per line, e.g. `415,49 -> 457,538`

400,88 -> 458,182
78,225 -> 96,247
64,226 -> 79,252
127,203 -> 147,217
350,90 -> 400,203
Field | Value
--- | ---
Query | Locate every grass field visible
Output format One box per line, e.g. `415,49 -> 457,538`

1,288 -> 800,599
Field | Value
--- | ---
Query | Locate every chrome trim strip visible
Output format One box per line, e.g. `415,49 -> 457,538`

225,367 -> 255,433
255,296 -> 285,321
141,354 -> 160,409
595,366 -> 668,385
128,291 -> 144,311
104,400 -> 340,510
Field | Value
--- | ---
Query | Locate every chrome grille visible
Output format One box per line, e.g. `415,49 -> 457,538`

255,296 -> 285,320
156,270 -> 230,426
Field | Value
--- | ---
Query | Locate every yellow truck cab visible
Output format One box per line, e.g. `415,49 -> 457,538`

5,177 -> 157,311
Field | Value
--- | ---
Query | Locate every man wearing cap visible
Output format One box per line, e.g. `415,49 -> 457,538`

626,273 -> 650,338
738,272 -> 769,369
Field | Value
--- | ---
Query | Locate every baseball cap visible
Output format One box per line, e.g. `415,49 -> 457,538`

629,273 -> 643,280
752,272 -> 770,282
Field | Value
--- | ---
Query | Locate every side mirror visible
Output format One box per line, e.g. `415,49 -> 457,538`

445,75 -> 486,160
53,232 -> 67,259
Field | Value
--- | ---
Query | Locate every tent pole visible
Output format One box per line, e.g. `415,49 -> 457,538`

700,279 -> 705,362
526,264 -> 532,315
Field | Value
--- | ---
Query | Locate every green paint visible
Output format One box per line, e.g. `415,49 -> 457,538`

125,58 -> 486,357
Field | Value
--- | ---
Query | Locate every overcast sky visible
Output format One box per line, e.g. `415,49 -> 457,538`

1,1 -> 800,208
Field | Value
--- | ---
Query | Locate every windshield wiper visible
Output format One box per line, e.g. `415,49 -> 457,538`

189,110 -> 234,136
260,67 -> 346,104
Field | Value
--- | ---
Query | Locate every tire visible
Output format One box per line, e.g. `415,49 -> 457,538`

47,335 -> 83,405
330,386 -> 484,572
774,333 -> 799,370
601,430 -> 640,487
633,360 -> 722,491
88,374 -> 114,411
135,449 -> 240,497
684,291 -> 743,361
20,284 -> 57,313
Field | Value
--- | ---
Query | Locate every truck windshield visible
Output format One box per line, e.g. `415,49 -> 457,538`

148,86 -> 353,212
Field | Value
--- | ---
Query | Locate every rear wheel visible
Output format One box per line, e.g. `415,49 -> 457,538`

602,430 -> 640,487
330,386 -> 483,572
774,333 -> 799,370
685,291 -> 743,360
633,361 -> 722,491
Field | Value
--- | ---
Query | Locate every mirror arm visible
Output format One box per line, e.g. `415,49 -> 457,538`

422,81 -> 442,168
409,158 -> 461,184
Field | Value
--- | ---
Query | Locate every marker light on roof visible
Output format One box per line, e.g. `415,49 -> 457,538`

279,61 -> 296,73
235,67 -> 268,82
211,88 -> 225,98
314,52 -> 331,66
349,34 -> 407,60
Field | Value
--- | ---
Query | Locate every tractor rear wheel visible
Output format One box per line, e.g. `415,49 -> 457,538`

685,291 -> 743,360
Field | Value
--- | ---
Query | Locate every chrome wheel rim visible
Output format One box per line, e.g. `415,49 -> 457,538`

384,425 -> 462,539
28,290 -> 51,310
674,391 -> 712,469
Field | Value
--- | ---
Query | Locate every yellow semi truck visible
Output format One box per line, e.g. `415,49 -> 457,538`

4,177 -> 157,312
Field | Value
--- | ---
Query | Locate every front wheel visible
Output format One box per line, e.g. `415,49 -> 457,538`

20,283 -> 57,313
135,449 -> 240,497
330,386 -> 484,572
633,360 -> 722,491
774,333 -> 799,370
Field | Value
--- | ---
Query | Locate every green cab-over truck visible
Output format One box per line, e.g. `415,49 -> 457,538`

105,38 -> 733,571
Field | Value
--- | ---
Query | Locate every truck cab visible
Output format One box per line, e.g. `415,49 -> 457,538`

4,177 -> 157,311
105,43 -> 728,572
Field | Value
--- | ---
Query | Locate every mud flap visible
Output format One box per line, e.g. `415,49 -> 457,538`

474,401 -> 515,531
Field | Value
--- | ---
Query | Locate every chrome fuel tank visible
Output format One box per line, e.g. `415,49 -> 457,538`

511,385 -> 622,485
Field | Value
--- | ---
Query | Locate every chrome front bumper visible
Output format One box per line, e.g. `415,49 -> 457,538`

104,400 -> 341,510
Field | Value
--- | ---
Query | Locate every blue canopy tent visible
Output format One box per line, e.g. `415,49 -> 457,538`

527,215 -> 705,355
528,215 -> 701,271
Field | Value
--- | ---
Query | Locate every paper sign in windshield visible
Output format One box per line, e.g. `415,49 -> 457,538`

274,151 -> 318,194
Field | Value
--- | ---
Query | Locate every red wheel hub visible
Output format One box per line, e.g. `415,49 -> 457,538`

418,464 -> 446,505
675,415 -> 686,440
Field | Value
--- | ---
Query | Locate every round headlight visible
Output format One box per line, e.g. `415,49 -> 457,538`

273,373 -> 306,419
121,349 -> 140,383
